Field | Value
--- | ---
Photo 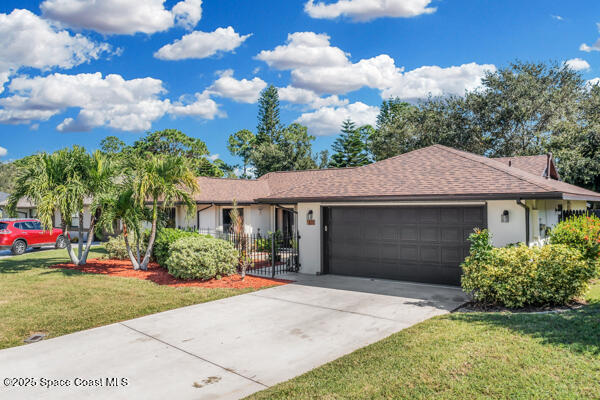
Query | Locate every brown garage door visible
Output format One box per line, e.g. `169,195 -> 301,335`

323,206 -> 486,285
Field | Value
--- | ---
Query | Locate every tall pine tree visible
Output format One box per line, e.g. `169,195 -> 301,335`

256,85 -> 281,144
329,119 -> 370,168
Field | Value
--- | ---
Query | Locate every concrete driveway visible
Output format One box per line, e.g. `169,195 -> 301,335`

0,274 -> 467,400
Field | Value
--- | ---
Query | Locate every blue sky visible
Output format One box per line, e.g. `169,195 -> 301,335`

1,0 -> 600,168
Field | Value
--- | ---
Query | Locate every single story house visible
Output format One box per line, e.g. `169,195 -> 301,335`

174,145 -> 600,285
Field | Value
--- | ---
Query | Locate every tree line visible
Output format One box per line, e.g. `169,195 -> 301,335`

228,61 -> 600,192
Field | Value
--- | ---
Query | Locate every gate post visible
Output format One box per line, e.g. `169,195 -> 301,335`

271,232 -> 276,278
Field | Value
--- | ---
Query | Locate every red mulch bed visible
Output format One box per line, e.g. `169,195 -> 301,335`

49,258 -> 292,289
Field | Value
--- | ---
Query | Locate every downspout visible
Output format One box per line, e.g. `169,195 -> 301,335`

196,203 -> 214,232
516,199 -> 530,245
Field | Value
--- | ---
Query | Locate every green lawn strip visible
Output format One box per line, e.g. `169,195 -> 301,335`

248,282 -> 600,400
0,247 -> 255,350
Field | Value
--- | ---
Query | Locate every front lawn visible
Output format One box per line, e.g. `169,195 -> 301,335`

248,281 -> 600,399
0,247 -> 256,350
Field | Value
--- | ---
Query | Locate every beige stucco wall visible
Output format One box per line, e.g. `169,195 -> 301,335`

297,202 -> 322,275
487,200 -> 527,247
176,204 -> 274,235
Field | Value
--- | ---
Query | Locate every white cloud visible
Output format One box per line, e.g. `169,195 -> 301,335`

207,154 -> 219,161
172,0 -> 203,30
0,72 -> 221,132
304,0 -> 436,21
278,86 -> 348,109
0,146 -> 6,157
155,27 -> 251,60
580,23 -> 600,52
381,62 -> 496,100
552,15 -> 563,21
292,54 -> 400,94
580,42 -> 600,53
586,77 -> 600,87
565,58 -> 591,71
206,70 -> 266,103
0,9 -> 110,86
41,0 -> 203,35
255,32 -> 349,69
257,32 -> 494,99
295,102 -> 379,135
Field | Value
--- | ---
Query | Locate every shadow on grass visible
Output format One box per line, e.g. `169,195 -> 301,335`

450,303 -> 600,356
0,247 -> 107,274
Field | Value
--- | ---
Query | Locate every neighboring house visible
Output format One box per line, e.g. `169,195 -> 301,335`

173,145 -> 600,285
0,195 -> 94,240
0,192 -> 8,218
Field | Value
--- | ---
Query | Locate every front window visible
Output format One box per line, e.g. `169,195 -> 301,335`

223,208 -> 243,233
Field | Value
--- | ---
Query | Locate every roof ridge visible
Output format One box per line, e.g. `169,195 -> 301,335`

258,166 -> 359,180
433,145 -> 558,193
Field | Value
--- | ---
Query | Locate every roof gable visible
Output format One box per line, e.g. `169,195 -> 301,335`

494,155 -> 560,180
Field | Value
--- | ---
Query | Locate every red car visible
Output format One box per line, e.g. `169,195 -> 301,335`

0,219 -> 67,255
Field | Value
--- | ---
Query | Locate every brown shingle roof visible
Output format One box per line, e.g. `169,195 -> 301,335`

193,176 -> 269,204
494,155 -> 560,179
192,145 -> 600,203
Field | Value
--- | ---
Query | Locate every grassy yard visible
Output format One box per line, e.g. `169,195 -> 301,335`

248,281 -> 600,400
0,247 -> 256,350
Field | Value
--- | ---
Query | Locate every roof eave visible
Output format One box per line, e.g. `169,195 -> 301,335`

562,193 -> 600,201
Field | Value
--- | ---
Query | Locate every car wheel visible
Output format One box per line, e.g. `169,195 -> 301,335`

55,235 -> 67,249
11,240 -> 27,255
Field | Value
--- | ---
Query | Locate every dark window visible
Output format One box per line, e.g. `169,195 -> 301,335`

31,221 -> 42,230
0,223 -> 8,230
223,208 -> 243,232
166,208 -> 176,228
14,222 -> 25,230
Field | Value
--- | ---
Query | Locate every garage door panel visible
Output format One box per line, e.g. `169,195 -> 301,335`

420,246 -> 441,263
464,207 -> 485,224
397,208 -> 419,223
381,225 -> 397,241
441,227 -> 462,242
440,208 -> 461,224
327,206 -> 486,286
399,245 -> 419,262
441,246 -> 462,264
419,208 -> 440,224
419,226 -> 440,242
400,226 -> 419,241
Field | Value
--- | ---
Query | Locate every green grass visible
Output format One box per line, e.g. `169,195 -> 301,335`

0,247 -> 256,350
247,281 -> 600,400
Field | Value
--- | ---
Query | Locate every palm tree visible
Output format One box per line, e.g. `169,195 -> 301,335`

8,147 -> 114,265
131,155 -> 199,270
96,187 -> 148,270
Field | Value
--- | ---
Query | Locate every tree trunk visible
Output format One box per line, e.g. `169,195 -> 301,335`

139,200 -> 158,271
61,217 -> 80,265
77,211 -> 83,259
122,221 -> 140,270
78,211 -> 98,265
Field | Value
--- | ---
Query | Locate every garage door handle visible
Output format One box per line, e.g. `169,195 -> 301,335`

324,225 -> 328,232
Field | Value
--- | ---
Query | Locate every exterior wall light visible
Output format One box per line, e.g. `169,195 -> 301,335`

501,210 -> 509,223
306,210 -> 315,225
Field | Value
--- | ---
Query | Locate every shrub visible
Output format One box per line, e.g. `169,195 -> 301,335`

461,229 -> 596,308
105,235 -> 147,260
153,228 -> 209,266
165,236 -> 238,280
549,214 -> 600,266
